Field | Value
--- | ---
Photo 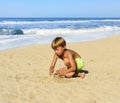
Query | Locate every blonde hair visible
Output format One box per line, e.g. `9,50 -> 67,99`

51,37 -> 66,49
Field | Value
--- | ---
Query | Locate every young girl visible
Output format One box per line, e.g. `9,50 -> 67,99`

49,37 -> 85,78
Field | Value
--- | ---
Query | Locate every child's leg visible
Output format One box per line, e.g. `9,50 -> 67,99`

77,72 -> 85,79
65,72 -> 75,78
56,67 -> 68,76
72,72 -> 85,78
56,68 -> 75,78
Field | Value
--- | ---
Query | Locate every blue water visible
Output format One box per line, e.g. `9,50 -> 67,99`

0,17 -> 120,50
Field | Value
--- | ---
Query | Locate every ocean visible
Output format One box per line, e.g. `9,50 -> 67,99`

0,17 -> 120,50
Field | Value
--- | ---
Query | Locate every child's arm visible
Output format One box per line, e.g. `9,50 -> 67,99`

49,53 -> 58,75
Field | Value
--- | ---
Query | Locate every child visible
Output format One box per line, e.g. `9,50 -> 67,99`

49,37 -> 85,78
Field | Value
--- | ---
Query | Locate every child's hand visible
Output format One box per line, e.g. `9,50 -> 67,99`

49,66 -> 54,75
49,69 -> 54,75
49,71 -> 54,75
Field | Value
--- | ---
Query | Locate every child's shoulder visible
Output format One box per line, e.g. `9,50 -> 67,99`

65,49 -> 73,55
66,49 -> 80,57
65,49 -> 71,53
66,49 -> 75,54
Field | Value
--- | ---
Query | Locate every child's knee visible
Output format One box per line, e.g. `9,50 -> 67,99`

65,72 -> 75,78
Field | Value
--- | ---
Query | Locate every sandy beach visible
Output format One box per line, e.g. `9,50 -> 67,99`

0,34 -> 120,103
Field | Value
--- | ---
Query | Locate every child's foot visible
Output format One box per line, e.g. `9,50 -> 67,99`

78,72 -> 85,79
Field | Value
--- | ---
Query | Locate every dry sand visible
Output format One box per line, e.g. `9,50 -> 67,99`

0,34 -> 120,103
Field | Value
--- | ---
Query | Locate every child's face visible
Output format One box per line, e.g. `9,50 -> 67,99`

54,46 -> 65,56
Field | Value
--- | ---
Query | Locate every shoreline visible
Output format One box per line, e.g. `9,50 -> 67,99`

0,34 -> 120,103
0,33 -> 118,51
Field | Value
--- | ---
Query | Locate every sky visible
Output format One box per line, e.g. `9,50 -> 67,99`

0,0 -> 120,17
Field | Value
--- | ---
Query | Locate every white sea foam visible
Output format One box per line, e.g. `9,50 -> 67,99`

0,26 -> 120,50
0,20 -> 90,25
1,19 -> 120,25
23,26 -> 120,36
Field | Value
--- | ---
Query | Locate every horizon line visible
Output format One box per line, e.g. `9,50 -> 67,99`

0,17 -> 120,18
